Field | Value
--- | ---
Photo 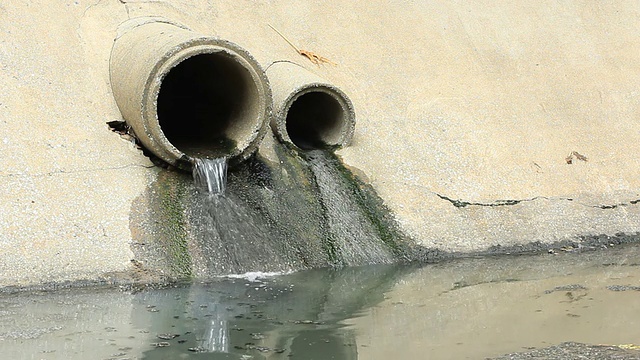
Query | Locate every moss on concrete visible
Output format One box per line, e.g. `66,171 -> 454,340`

155,171 -> 193,278
129,170 -> 193,281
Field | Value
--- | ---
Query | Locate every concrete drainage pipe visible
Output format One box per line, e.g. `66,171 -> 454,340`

266,61 -> 355,150
109,18 -> 272,170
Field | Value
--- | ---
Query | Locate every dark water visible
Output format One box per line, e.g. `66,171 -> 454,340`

2,244 -> 640,359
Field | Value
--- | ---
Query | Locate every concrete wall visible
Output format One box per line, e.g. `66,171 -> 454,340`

1,0 -> 639,287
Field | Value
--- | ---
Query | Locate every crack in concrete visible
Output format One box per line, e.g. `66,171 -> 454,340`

80,0 -> 106,19
591,199 -> 640,210
0,163 -> 154,178
435,192 -> 640,210
354,180 -> 640,211
117,0 -> 131,18
435,193 -> 544,208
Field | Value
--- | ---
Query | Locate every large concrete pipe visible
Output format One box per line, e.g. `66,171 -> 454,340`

110,18 -> 272,170
266,61 -> 355,150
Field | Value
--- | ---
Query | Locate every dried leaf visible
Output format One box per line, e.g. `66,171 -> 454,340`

299,49 -> 337,66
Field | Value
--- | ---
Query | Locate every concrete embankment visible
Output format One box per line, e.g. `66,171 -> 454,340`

1,1 -> 639,287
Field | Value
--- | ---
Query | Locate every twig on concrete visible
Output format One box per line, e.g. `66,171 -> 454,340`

565,151 -> 588,164
268,24 -> 336,66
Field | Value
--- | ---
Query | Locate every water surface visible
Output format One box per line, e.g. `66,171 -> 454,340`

2,244 -> 640,359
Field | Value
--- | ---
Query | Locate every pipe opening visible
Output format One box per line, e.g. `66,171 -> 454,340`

285,91 -> 345,150
157,52 -> 259,159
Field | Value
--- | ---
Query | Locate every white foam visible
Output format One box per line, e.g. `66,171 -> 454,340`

222,270 -> 293,282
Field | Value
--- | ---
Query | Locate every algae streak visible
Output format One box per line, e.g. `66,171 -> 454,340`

301,149 -> 409,266
130,170 -> 193,282
156,171 -> 193,278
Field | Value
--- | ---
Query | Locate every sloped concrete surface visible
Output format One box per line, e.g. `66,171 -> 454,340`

1,0 -> 639,286
0,1 -> 156,286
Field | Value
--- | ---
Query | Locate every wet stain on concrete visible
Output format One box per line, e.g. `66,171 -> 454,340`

128,139 -> 422,281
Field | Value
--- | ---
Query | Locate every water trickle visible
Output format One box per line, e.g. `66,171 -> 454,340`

192,157 -> 227,195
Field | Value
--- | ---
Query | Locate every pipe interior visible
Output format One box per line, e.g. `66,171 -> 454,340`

285,91 -> 345,150
157,52 -> 259,159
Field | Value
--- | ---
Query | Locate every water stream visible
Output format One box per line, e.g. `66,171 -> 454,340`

304,150 -> 396,265
157,150 -> 412,280
187,157 -> 295,276
2,244 -> 640,359
192,157 -> 228,195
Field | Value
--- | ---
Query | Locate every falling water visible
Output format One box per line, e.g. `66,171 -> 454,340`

159,147 -> 407,278
188,156 -> 295,276
192,157 -> 228,195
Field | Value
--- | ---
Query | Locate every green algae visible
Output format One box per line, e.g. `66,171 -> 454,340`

155,171 -> 193,278
129,170 -> 194,281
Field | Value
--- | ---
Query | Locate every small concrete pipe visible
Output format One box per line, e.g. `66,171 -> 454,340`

266,61 -> 355,150
110,18 -> 272,169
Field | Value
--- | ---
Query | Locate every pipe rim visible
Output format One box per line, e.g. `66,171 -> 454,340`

144,41 -> 271,169
277,83 -> 355,150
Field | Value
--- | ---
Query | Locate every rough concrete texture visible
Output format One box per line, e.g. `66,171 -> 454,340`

1,1 -> 639,287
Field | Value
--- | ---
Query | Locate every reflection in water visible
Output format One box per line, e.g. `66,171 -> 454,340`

2,245 -> 640,359
202,304 -> 228,353
0,288 -> 152,360
134,264 -> 408,359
